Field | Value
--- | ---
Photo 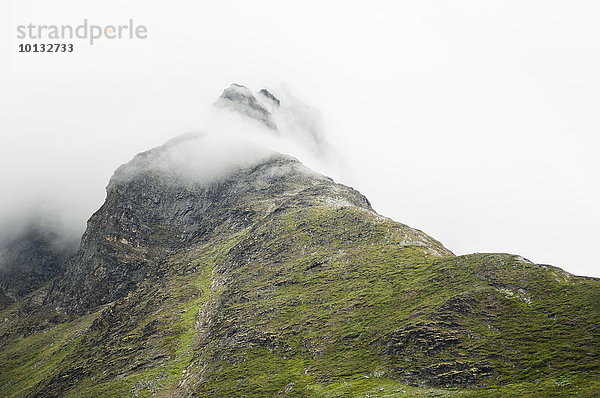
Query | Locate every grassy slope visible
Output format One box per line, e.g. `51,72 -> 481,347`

0,205 -> 598,397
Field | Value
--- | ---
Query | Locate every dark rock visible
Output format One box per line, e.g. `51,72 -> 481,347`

259,88 -> 281,106
0,225 -> 76,304
214,84 -> 278,129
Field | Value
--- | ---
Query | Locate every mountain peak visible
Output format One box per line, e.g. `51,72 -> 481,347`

213,83 -> 330,157
214,83 -> 278,130
43,123 -> 450,314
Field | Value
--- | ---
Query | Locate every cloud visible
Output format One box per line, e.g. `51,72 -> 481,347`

0,83 -> 348,275
206,83 -> 351,184
108,83 -> 352,195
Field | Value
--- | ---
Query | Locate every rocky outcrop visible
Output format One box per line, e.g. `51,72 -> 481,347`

45,131 -> 445,315
0,225 -> 76,308
214,84 -> 278,129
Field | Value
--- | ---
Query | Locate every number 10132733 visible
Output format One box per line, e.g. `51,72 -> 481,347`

18,43 -> 74,52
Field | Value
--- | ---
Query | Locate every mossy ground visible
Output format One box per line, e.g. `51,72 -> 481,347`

0,205 -> 598,397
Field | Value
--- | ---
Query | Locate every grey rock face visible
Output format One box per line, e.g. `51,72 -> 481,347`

0,225 -> 76,308
213,83 -> 332,157
259,88 -> 281,106
214,84 -> 278,130
44,132 -> 375,314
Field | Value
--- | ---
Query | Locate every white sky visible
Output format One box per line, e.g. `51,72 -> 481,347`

1,0 -> 599,277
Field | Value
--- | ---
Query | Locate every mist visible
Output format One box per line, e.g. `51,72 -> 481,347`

1,0 -> 599,278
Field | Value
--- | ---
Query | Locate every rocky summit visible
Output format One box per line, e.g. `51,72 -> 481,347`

0,86 -> 599,397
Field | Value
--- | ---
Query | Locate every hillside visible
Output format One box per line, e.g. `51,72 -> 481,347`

0,86 -> 598,397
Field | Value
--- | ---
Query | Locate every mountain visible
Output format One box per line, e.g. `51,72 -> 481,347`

0,85 -> 599,397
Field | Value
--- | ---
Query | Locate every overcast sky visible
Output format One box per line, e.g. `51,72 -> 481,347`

1,0 -> 599,277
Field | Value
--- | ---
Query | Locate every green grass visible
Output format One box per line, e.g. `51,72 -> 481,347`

0,205 -> 598,397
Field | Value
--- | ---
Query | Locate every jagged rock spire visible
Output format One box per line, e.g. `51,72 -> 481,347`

214,84 -> 279,130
